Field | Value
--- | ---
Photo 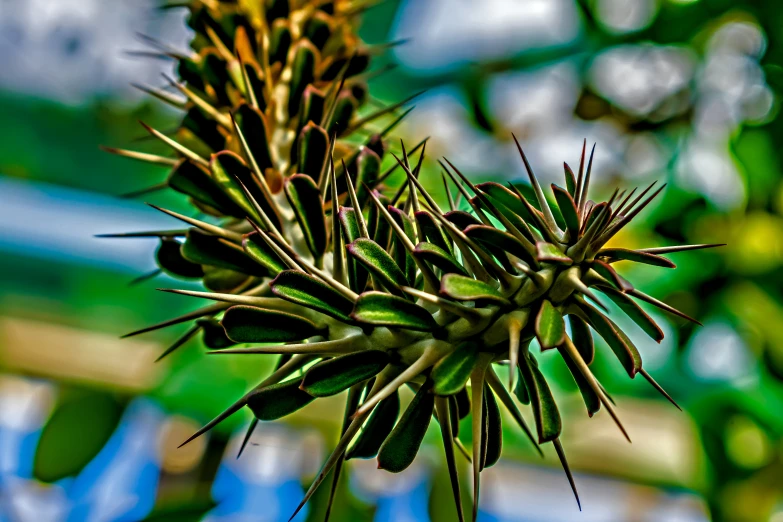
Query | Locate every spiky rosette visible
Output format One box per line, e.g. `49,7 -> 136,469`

102,2 -> 724,521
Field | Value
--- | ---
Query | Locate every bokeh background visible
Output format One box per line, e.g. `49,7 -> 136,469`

1,0 -> 782,521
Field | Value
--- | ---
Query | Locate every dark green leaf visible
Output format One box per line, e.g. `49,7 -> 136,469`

552,184 -> 579,238
243,232 -> 287,275
482,384 -> 502,468
563,163 -> 576,196
210,151 -> 271,226
597,286 -> 664,342
413,242 -> 468,276
377,384 -> 435,472
568,315 -> 595,365
340,208 -> 369,293
389,206 -> 417,285
222,305 -> 320,343
197,318 -> 236,349
431,342 -> 479,395
519,352 -> 561,443
168,160 -> 243,217
289,41 -> 316,116
598,248 -> 676,268
443,210 -> 482,230
347,238 -> 409,295
415,210 -> 452,254
535,300 -> 566,350
181,229 -> 265,276
297,122 -> 328,181
285,174 -> 327,259
246,379 -> 315,420
346,392 -> 400,459
513,366 -> 530,405
464,224 -> 536,267
202,267 -> 249,293
355,147 -> 382,202
557,345 -> 600,417
235,104 -> 273,172
351,292 -> 436,331
590,260 -> 633,292
301,351 -> 389,397
156,237 -> 203,278
578,301 -> 642,377
271,270 -> 355,322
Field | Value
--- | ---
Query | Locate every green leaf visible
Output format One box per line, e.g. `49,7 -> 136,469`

355,147 -> 382,202
414,210 -> 452,254
181,229 -> 266,276
464,224 -> 536,267
475,182 -> 535,222
222,305 -> 320,343
285,174 -> 328,259
210,151 -> 272,226
268,20 -> 291,64
536,242 -> 572,265
168,160 -> 243,217
235,104 -> 273,172
518,352 -> 561,443
431,342 -> 479,395
440,273 -> 508,304
202,267 -> 249,293
34,392 -> 123,483
368,191 -> 392,248
535,300 -> 566,350
578,301 -> 642,377
413,242 -> 468,276
552,184 -> 579,238
597,286 -> 664,342
513,366 -> 530,405
340,208 -> 369,293
389,207 -> 417,285
351,292 -> 436,331
590,260 -> 633,292
242,232 -> 287,275
289,41 -> 316,116
482,384 -> 502,469
443,210 -> 482,230
598,248 -> 676,268
557,345 -> 600,417
196,318 -> 236,349
347,238 -> 409,295
563,163 -> 576,196
297,122 -> 329,181
301,351 -> 389,397
156,237 -> 204,278
346,392 -> 400,459
455,387 -> 471,419
568,315 -> 595,365
377,383 -> 435,472
246,379 -> 315,421
271,270 -> 355,322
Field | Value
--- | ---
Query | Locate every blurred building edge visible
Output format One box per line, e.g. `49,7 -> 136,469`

0,0 -> 191,105
479,462 -> 710,522
559,397 -> 708,490
0,316 -> 164,393
204,423 -> 319,522
351,458 -> 431,522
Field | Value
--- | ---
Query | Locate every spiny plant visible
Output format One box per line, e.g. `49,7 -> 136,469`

103,1 -> 723,520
